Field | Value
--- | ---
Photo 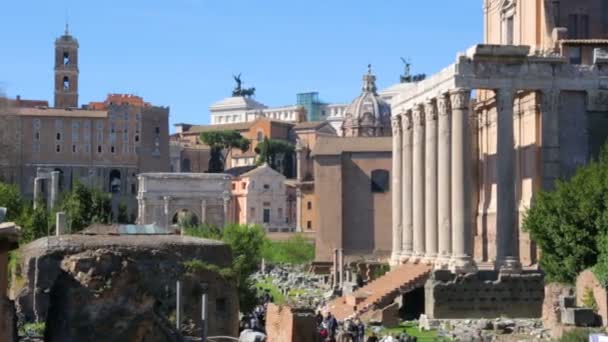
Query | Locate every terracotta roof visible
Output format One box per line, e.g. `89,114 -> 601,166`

311,136 -> 392,156
224,165 -> 257,177
183,122 -> 253,134
17,107 -> 107,118
293,121 -> 329,130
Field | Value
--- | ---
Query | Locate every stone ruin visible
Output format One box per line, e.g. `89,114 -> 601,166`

13,234 -> 239,341
0,208 -> 20,342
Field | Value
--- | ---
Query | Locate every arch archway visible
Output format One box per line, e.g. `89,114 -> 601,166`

109,169 -> 121,193
172,209 -> 200,227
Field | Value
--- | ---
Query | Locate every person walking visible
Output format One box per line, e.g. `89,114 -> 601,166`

354,318 -> 365,342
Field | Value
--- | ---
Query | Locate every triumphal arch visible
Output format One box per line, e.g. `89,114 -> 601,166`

136,173 -> 232,229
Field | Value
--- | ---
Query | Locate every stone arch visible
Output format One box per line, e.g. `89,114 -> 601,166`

109,169 -> 121,193
171,208 -> 200,227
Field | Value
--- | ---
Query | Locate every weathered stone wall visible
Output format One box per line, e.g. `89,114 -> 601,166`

15,235 -> 238,341
576,269 -> 608,326
425,270 -> 544,319
265,304 -> 318,342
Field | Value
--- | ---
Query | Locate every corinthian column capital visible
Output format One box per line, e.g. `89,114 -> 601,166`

401,111 -> 413,131
449,88 -> 471,110
412,105 -> 425,127
391,115 -> 402,136
437,94 -> 451,117
424,100 -> 438,122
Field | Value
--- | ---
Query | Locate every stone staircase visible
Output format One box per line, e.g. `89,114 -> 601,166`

327,263 -> 432,321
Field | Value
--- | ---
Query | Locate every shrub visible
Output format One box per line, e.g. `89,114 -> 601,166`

523,146 -> 608,284
581,287 -> 598,312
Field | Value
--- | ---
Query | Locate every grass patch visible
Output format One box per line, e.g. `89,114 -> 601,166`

374,322 -> 445,342
559,328 -> 604,342
182,260 -> 235,280
261,234 -> 314,264
254,277 -> 286,305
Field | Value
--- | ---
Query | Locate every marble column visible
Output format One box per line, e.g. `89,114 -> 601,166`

412,104 -> 426,259
437,95 -> 452,265
391,115 -> 403,262
540,89 -> 561,190
338,248 -> 344,289
163,196 -> 172,228
449,89 -> 476,273
223,192 -> 231,227
424,100 -> 438,262
401,111 -> 414,261
295,140 -> 304,182
332,248 -> 338,288
50,171 -> 60,210
201,199 -> 208,224
33,177 -> 43,209
295,189 -> 303,232
495,88 -> 521,272
55,212 -> 67,236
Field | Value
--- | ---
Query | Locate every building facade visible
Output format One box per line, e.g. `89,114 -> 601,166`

0,29 -> 170,212
313,136 -> 393,262
228,164 -> 295,232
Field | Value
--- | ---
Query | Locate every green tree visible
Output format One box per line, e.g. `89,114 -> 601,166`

199,130 -> 251,172
58,182 -> 111,232
523,146 -> 608,284
117,202 -> 133,224
184,223 -> 267,311
254,137 -> 295,177
0,182 -> 23,221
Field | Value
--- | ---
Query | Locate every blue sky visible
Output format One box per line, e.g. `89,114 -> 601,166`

0,1 -> 482,128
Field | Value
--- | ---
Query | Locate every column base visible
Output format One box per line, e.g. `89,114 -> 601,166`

421,253 -> 437,266
497,256 -> 522,274
433,254 -> 452,270
449,255 -> 477,274
398,251 -> 413,264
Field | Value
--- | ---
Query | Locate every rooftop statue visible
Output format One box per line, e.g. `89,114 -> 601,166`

232,73 -> 256,97
400,57 -> 426,83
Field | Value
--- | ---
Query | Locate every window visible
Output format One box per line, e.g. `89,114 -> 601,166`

568,14 -> 579,39
250,207 -> 256,218
278,208 -> 283,220
580,14 -> 589,39
97,145 -> 102,153
263,184 -> 270,190
256,130 -> 263,142
56,145 -> 61,153
307,201 -> 312,210
35,132 -> 40,141
263,209 -> 270,223
307,221 -> 312,229
552,1 -> 560,27
135,135 -> 140,143
63,76 -> 70,91
111,146 -> 115,154
63,52 -> 70,65
232,183 -> 236,190
155,126 -> 160,134
56,133 -> 61,141
570,46 -> 582,64
371,169 -> 390,193
242,182 -> 246,189
72,145 -> 76,153
131,184 -> 137,195
505,16 -> 514,45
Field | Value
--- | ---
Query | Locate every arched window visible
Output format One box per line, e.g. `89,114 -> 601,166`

63,52 -> 70,65
371,169 -> 389,193
109,169 -> 121,193
256,130 -> 264,142
63,76 -> 70,91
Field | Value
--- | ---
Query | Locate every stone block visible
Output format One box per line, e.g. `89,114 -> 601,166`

559,295 -> 576,309
561,307 -> 597,326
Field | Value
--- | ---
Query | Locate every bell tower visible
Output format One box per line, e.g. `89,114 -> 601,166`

54,24 -> 79,108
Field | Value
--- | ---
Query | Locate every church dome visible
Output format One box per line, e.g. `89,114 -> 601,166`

342,66 -> 391,137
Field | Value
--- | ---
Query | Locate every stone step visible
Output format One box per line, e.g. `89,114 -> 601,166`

327,263 -> 432,320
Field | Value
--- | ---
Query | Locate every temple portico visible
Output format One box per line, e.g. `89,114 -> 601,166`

390,44 -> 608,272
